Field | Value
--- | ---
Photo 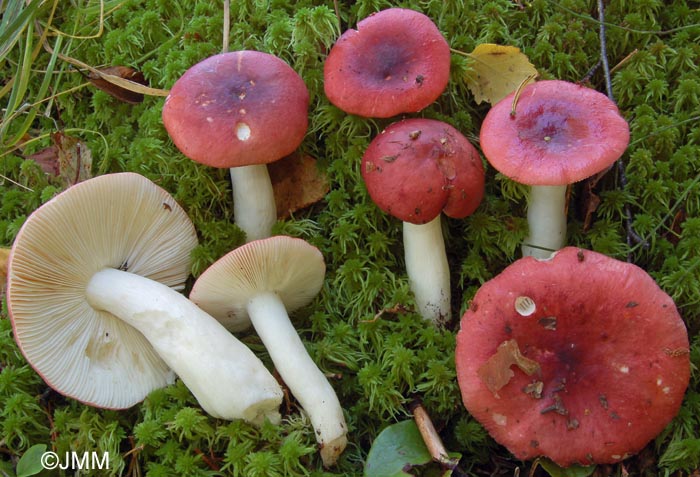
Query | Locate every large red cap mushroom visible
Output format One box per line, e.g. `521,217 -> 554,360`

479,80 -> 630,258
362,118 -> 485,325
455,247 -> 690,467
163,50 -> 309,169
324,8 -> 451,118
162,50 -> 310,241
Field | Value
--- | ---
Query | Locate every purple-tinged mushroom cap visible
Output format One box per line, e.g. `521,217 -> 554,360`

324,8 -> 451,118
456,247 -> 690,466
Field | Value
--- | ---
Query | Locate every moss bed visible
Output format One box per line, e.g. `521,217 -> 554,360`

1,0 -> 699,476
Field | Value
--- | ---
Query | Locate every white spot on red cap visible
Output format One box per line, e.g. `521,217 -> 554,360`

493,413 -> 507,426
515,296 -> 536,316
236,122 -> 251,141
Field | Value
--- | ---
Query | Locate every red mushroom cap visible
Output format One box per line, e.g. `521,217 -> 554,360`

455,247 -> 690,467
479,80 -> 630,185
162,51 -> 309,168
362,118 -> 485,224
323,8 -> 451,118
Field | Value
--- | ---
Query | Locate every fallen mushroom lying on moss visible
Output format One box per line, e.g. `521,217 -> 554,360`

190,235 -> 347,467
456,247 -> 690,467
7,173 -> 283,425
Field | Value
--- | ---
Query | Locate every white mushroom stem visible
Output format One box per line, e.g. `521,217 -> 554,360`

522,185 -> 568,259
230,164 -> 277,242
403,215 -> 451,326
86,268 -> 283,425
246,291 -> 347,467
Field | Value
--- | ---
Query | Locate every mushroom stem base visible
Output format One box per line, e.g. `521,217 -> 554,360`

523,185 -> 567,259
86,268 -> 283,424
403,216 -> 451,325
247,291 -> 347,466
230,164 -> 276,242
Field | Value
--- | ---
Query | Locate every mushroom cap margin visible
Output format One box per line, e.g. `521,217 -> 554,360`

7,172 -> 198,409
189,235 -> 325,331
479,80 -> 630,186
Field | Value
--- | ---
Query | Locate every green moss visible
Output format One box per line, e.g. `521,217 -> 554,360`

2,0 -> 700,475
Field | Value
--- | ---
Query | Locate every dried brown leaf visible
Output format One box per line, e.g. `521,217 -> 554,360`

26,145 -> 60,175
579,165 -> 612,231
87,66 -> 149,104
268,152 -> 329,219
53,132 -> 93,185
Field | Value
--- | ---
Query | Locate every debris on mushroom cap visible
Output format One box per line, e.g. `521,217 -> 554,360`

7,173 -> 198,409
362,118 -> 485,224
323,8 -> 451,118
162,50 -> 309,168
479,80 -> 630,186
455,247 -> 690,467
189,235 -> 325,331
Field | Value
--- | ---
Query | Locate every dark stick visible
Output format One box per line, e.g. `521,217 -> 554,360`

596,0 -> 647,261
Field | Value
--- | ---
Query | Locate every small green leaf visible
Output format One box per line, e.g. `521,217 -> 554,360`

364,421 -> 432,477
537,458 -> 596,477
15,444 -> 46,477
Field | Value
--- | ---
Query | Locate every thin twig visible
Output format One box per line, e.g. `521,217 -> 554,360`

596,0 -> 646,260
222,0 -> 230,53
333,0 -> 341,30
610,48 -> 639,75
580,59 -> 601,85
409,399 -> 459,470
597,0 -> 613,100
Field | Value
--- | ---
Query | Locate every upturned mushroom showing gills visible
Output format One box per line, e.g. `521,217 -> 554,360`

362,118 -> 485,326
7,173 -> 283,424
162,50 -> 309,242
324,8 -> 451,118
479,80 -> 630,259
189,236 -> 347,467
455,247 -> 690,467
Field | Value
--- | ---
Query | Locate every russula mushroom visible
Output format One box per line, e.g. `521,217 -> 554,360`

324,8 -> 451,118
362,118 -> 485,325
189,236 -> 347,466
455,247 -> 690,467
162,50 -> 309,241
7,173 -> 283,424
479,80 -> 630,258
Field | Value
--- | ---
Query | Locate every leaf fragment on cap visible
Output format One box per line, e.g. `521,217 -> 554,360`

478,339 -> 541,395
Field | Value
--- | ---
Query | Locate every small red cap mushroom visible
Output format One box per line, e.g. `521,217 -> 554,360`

361,118 -> 484,224
324,8 -> 451,118
479,80 -> 630,185
162,51 -> 309,168
455,247 -> 690,467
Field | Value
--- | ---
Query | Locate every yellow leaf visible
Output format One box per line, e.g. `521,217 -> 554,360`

463,43 -> 538,105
